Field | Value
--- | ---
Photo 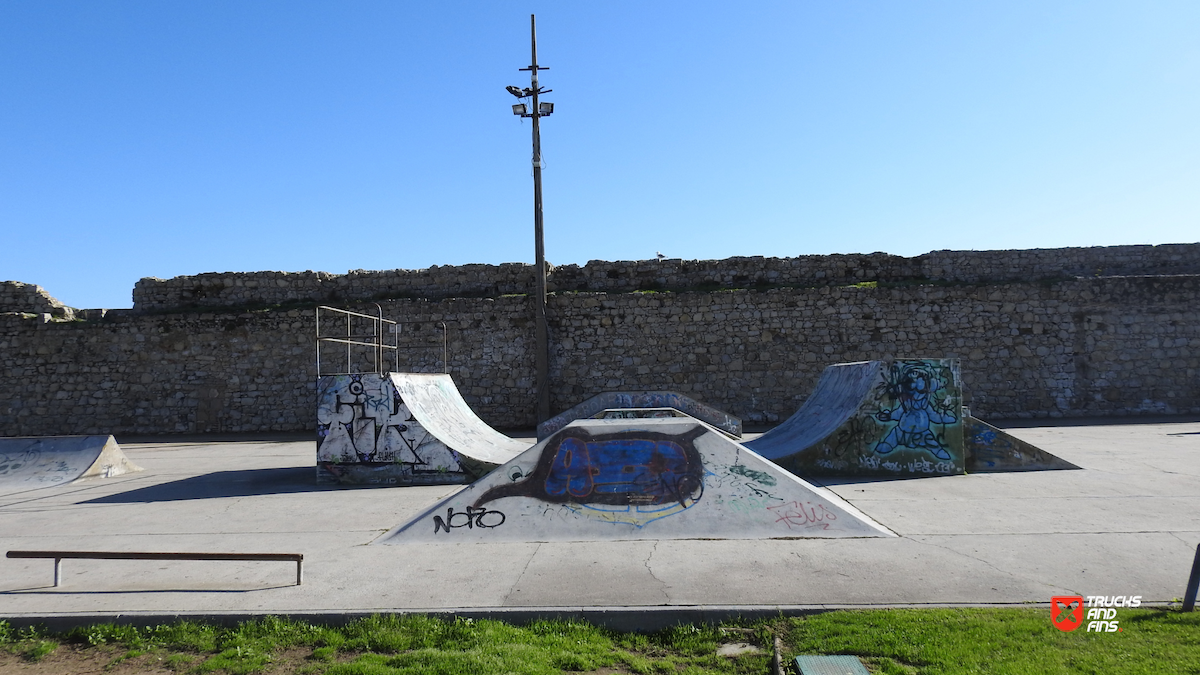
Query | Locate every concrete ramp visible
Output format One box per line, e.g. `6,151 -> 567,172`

0,435 -> 141,492
539,391 -> 741,440
746,359 -> 966,478
388,373 -> 529,467
964,415 -> 1080,472
378,418 -> 894,543
316,373 -> 529,485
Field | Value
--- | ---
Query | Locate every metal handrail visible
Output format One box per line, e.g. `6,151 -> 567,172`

314,305 -> 452,376
315,304 -> 398,377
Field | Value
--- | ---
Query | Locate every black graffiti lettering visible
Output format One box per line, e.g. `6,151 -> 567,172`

433,506 -> 506,533
433,512 -> 450,533
474,509 -> 505,528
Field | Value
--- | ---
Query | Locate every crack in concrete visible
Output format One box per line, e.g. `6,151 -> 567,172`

644,541 -> 670,602
1142,468 -> 1200,478
908,535 -> 1069,594
1168,531 -> 1200,549
501,543 -> 541,605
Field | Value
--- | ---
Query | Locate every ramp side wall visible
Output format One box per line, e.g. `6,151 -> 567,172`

1,276 -> 1197,436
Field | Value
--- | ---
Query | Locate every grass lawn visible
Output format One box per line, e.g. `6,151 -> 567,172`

1,607 -> 1196,674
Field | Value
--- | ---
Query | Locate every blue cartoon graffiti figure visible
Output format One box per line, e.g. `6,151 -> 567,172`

873,363 -> 956,460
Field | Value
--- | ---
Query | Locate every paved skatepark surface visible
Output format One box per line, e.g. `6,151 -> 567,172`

1,419 -> 1198,628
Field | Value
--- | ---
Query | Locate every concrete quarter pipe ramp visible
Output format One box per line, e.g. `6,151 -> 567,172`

746,359 -> 966,478
378,418 -> 894,543
316,373 -> 529,485
0,435 -> 142,493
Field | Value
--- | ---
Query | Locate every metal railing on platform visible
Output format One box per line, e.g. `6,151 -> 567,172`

315,304 -> 397,377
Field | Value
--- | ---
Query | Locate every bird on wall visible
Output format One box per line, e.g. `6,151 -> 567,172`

656,252 -> 666,260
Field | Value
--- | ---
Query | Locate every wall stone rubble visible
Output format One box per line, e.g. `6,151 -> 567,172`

0,281 -> 75,319
130,243 -> 1200,312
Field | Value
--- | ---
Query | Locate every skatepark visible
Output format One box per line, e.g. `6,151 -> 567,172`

3,4 -> 1200,656
3,245 -> 1199,630
2,414 -> 1197,630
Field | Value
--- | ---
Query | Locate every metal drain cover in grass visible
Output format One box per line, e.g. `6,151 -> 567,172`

794,655 -> 870,675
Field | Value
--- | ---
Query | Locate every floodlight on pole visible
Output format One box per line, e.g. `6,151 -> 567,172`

507,14 -> 553,423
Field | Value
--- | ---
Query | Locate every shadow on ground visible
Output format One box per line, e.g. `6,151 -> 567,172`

81,467 -> 374,503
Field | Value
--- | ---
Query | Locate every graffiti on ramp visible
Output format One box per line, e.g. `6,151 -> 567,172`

747,359 -> 965,478
377,418 -> 895,543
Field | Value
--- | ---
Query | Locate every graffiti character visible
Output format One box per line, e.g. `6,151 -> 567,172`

873,363 -> 956,460
475,426 -> 706,509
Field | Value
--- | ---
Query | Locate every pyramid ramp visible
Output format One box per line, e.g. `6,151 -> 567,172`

0,435 -> 142,493
746,359 -> 965,478
377,418 -> 893,543
539,391 -> 741,440
316,373 -> 529,485
964,415 -> 1080,472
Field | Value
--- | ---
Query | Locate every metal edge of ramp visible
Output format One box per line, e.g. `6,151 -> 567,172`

538,391 -> 742,440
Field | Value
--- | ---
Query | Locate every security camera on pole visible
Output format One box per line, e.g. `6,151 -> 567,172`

506,14 -> 554,423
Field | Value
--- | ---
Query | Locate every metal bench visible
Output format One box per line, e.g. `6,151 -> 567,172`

7,550 -> 304,587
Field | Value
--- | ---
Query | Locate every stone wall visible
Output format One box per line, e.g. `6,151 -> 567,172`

0,298 -> 535,436
130,243 -> 1200,312
2,271 -> 1196,436
131,265 -> 542,312
0,281 -> 75,318
545,275 -> 1199,423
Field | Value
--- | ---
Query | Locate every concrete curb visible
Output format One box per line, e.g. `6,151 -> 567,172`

0,602 -> 1184,633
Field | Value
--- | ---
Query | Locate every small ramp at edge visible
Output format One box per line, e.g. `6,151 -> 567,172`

964,416 -> 1081,472
0,435 -> 142,492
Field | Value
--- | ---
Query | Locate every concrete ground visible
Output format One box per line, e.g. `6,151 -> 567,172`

1,419 -> 1198,629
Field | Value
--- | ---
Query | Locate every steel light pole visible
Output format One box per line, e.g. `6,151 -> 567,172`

507,14 -> 554,423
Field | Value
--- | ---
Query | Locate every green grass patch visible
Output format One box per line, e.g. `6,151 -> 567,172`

20,639 -> 58,662
165,652 -> 198,669
0,609 -> 1196,674
783,608 -> 1200,675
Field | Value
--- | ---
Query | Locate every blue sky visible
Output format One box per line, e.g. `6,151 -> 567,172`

2,1 -> 1197,309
